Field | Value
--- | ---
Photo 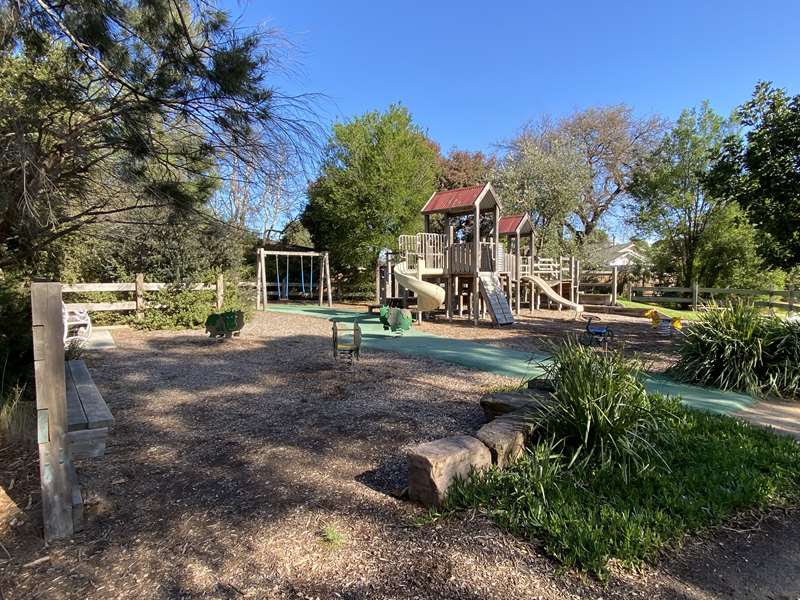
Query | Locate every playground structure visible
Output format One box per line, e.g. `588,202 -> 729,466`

255,247 -> 333,309
381,183 -> 583,325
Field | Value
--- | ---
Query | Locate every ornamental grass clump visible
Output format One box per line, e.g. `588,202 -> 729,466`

671,301 -> 800,399
539,340 -> 675,481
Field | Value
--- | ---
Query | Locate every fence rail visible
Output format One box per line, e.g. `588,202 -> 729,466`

630,283 -> 796,314
61,274 -> 227,317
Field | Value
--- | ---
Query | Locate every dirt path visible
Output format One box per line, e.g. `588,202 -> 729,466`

2,311 -> 798,599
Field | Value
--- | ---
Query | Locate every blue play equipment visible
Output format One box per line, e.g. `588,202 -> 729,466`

274,252 -> 316,300
579,315 -> 616,347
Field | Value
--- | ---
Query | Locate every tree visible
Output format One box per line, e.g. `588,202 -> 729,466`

437,149 -> 495,190
706,82 -> 800,270
281,220 -> 312,247
302,105 -> 439,281
562,106 -> 663,240
628,103 -> 734,286
494,121 -> 589,256
0,1 -> 317,272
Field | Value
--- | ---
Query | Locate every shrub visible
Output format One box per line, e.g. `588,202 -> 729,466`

671,301 -> 800,398
131,285 -> 253,331
539,341 -> 677,480
443,407 -> 800,579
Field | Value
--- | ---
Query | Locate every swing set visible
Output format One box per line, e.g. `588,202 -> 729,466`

255,248 -> 333,308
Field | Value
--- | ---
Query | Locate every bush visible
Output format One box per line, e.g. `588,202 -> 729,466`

671,301 -> 800,398
131,285 -> 253,331
443,408 -> 800,579
539,341 -> 676,480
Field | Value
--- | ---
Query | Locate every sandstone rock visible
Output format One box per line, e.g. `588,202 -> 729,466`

407,435 -> 491,507
475,419 -> 526,468
480,391 -> 550,421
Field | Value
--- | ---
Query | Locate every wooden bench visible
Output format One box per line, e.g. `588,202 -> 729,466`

65,359 -> 114,459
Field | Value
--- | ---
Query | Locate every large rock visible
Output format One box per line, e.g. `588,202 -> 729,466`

475,418 -> 526,468
407,435 -> 491,507
480,391 -> 550,421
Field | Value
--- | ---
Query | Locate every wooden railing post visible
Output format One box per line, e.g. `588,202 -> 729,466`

135,273 -> 145,320
31,282 -> 77,541
611,266 -> 618,306
692,281 -> 699,311
216,273 -> 224,310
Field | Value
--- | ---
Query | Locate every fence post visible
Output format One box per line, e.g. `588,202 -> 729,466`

692,281 -> 699,311
31,282 -> 76,541
611,266 -> 618,306
135,273 -> 145,320
216,273 -> 224,310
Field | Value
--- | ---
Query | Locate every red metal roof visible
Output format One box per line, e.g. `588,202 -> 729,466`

421,184 -> 487,214
498,214 -> 525,235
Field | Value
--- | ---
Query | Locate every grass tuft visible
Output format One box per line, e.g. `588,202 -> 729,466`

319,524 -> 345,548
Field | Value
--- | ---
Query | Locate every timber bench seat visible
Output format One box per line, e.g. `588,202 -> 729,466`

65,359 -> 114,459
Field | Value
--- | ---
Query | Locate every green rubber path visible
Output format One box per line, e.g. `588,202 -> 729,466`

264,304 -> 755,415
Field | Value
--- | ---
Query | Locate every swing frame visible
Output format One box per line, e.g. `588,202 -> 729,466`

255,248 -> 333,309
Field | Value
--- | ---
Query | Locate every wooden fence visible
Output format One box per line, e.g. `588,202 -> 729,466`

630,283 -> 796,314
62,274 -> 228,318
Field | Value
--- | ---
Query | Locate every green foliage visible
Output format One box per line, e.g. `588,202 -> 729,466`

671,302 -> 800,398
281,220 -> 313,248
707,82 -> 800,270
442,408 -> 800,578
1,1 -> 315,274
319,524 -> 346,548
539,341 -> 677,480
0,277 -> 32,407
494,122 -> 588,256
629,103 -> 746,287
303,105 -> 439,280
132,286 -> 251,331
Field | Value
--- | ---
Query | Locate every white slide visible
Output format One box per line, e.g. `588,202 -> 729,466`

522,275 -> 584,313
394,262 -> 445,311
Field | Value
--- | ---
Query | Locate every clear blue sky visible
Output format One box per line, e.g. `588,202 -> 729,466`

224,0 -> 800,154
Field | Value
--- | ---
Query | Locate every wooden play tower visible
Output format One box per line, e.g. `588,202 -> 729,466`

390,183 -> 582,326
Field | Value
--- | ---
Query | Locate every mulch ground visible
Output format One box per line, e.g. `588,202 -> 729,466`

2,310 -> 799,599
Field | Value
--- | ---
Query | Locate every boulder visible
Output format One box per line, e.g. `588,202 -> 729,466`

480,391 -> 550,421
475,418 -> 526,468
407,435 -> 491,507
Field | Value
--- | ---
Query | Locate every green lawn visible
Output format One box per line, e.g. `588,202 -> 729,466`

619,299 -> 703,320
437,408 -> 800,579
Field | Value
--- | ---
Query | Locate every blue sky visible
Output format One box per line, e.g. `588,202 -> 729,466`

224,0 -> 800,154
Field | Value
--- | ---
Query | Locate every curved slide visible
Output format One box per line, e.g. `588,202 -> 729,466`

521,275 -> 584,313
394,262 -> 445,312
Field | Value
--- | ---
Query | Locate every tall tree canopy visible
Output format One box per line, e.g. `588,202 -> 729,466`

302,105 -> 438,279
0,0 -> 317,272
628,103 -> 737,286
494,121 -> 589,255
437,149 -> 495,190
706,82 -> 800,270
562,105 -> 664,240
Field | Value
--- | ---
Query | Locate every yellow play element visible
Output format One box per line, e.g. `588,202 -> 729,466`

643,308 -> 683,334
331,319 -> 362,363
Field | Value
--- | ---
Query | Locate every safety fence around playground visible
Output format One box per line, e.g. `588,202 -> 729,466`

630,284 -> 797,314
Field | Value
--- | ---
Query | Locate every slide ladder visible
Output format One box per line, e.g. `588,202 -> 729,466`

479,273 -> 514,325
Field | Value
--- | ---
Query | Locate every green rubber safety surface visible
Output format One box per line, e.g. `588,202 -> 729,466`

263,304 -> 756,415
